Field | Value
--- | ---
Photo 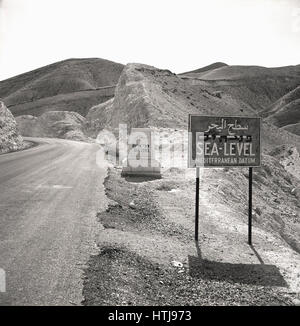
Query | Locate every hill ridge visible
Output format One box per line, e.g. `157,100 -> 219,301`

0,57 -> 124,117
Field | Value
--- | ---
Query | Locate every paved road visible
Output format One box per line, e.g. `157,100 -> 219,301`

0,138 -> 107,305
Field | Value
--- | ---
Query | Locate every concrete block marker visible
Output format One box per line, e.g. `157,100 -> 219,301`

121,128 -> 161,178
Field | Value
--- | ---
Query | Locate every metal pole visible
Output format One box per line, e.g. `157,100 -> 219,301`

248,167 -> 253,245
195,167 -> 200,242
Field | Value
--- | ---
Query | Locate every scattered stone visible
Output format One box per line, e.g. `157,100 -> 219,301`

129,201 -> 136,209
169,189 -> 180,193
171,260 -> 183,268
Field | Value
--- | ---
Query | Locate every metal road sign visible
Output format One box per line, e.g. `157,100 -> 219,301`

188,115 -> 261,168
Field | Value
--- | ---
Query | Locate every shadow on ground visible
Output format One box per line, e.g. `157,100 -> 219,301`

188,242 -> 287,287
123,175 -> 161,183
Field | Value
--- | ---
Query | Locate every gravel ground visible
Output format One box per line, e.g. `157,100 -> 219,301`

83,245 -> 294,306
82,168 -> 295,306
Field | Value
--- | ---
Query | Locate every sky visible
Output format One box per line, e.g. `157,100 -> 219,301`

0,0 -> 300,80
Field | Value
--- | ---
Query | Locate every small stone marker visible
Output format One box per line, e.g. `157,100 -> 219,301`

121,128 -> 161,178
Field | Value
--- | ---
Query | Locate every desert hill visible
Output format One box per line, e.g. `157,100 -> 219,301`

85,63 -> 259,136
261,86 -> 300,135
1,59 -> 299,152
183,64 -> 300,80
0,58 -> 124,117
283,123 -> 300,136
180,62 -> 228,75
85,63 -> 300,153
179,64 -> 300,113
2,59 -> 299,141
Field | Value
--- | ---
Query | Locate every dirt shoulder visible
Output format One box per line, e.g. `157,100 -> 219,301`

82,168 -> 299,306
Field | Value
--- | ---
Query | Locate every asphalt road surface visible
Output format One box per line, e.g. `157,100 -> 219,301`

0,138 -> 107,305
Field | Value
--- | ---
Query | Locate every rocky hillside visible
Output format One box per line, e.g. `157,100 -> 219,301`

269,144 -> 300,181
3,59 -> 299,142
0,100 -> 24,153
16,111 -> 88,141
0,58 -> 124,117
180,64 -> 300,113
85,63 -> 300,153
262,86 -> 300,136
85,63 -> 258,136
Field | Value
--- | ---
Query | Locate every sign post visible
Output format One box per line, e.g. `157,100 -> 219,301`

248,167 -> 253,245
195,167 -> 200,242
188,115 -> 261,245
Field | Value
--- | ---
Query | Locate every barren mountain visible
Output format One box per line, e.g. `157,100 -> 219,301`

85,63 -> 300,154
184,64 -> 300,80
261,86 -> 300,135
180,64 -> 300,113
180,62 -> 228,75
4,59 -> 299,141
85,63 -> 258,136
0,100 -> 24,153
0,58 -> 124,117
283,123 -> 300,136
